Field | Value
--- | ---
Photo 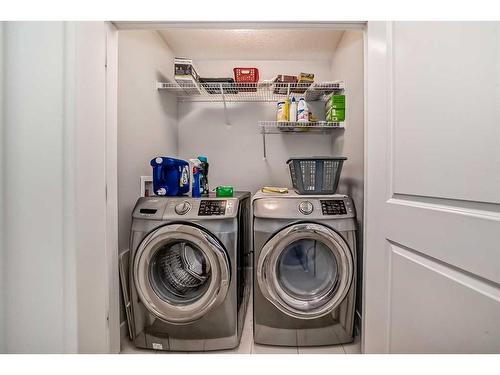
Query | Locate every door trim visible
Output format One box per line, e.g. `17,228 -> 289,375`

112,21 -> 367,31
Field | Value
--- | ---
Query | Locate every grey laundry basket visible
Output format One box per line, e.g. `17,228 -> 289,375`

287,157 -> 347,195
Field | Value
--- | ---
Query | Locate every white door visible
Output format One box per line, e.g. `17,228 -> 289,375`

364,21 -> 500,353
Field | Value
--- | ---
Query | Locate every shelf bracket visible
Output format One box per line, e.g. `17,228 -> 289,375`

220,83 -> 230,126
262,131 -> 267,160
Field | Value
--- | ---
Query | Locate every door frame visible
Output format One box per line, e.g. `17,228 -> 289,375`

104,21 -> 120,353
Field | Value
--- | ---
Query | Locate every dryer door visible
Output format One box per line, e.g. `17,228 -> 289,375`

133,223 -> 230,324
257,223 -> 353,319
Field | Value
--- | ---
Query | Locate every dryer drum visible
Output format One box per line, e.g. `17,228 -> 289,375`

276,238 -> 340,301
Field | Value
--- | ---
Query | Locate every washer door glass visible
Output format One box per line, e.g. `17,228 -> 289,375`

257,223 -> 353,319
134,224 -> 230,324
277,238 -> 338,301
150,240 -> 212,304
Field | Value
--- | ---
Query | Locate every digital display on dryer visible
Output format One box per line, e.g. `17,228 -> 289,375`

198,200 -> 227,216
320,200 -> 347,215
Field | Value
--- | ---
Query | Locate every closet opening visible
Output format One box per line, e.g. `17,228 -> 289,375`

112,22 -> 366,349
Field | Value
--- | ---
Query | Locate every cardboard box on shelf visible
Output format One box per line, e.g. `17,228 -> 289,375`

292,72 -> 314,93
174,57 -> 201,94
273,75 -> 298,94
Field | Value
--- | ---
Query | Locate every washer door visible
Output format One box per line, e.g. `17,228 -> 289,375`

133,223 -> 230,324
257,223 -> 353,319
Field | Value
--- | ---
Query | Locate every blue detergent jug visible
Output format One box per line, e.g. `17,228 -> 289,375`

150,157 -> 190,196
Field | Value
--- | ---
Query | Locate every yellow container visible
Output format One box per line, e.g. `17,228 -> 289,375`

277,100 -> 289,122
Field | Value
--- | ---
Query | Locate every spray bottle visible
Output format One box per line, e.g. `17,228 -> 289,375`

197,156 -> 209,196
190,159 -> 201,198
289,97 -> 297,122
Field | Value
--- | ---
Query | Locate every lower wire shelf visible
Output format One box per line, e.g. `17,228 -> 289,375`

259,121 -> 345,159
260,121 -> 344,133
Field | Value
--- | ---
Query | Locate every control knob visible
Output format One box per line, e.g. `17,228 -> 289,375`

175,201 -> 191,215
298,201 -> 314,215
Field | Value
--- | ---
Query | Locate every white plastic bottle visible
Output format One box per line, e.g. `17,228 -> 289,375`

289,97 -> 297,122
297,97 -> 309,123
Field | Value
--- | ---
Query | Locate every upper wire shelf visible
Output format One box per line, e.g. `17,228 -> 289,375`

156,81 -> 345,102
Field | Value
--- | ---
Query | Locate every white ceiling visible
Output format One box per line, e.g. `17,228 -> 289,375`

158,29 -> 345,61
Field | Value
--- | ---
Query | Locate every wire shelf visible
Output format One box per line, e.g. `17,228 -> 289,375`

157,81 -> 345,102
259,121 -> 345,134
259,121 -> 345,159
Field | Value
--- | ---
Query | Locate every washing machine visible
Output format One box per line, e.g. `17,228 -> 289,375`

126,192 -> 251,351
253,190 -> 356,346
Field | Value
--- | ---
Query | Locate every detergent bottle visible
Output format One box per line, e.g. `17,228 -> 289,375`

198,156 -> 209,196
297,97 -> 309,123
190,159 -> 202,198
150,157 -> 190,196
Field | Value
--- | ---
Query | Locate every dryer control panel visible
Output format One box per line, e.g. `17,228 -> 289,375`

320,200 -> 348,215
253,192 -> 355,220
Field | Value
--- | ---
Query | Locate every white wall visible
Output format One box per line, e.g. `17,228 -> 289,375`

3,22 -> 71,353
117,30 -> 178,252
329,31 -> 365,321
1,21 -> 113,353
178,60 -> 335,193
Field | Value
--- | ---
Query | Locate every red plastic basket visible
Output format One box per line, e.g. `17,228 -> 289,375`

233,68 -> 259,91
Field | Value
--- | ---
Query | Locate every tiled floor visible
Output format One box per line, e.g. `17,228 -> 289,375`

120,298 -> 361,354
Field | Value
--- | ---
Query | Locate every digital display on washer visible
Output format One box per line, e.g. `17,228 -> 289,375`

198,200 -> 227,216
320,200 -> 347,215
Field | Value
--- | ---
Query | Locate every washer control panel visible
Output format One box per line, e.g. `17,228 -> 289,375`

320,199 -> 349,215
198,200 -> 227,216
133,196 -> 243,220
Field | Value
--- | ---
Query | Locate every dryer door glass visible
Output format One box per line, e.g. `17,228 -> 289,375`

277,239 -> 338,301
134,224 -> 230,324
257,223 -> 353,319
